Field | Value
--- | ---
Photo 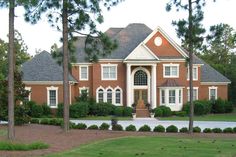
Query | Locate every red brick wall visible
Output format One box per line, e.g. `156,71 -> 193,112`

199,85 -> 228,100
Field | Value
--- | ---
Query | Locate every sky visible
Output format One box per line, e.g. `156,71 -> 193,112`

0,0 -> 235,56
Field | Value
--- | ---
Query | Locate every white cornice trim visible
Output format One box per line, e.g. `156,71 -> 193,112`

23,81 -> 77,85
143,26 -> 188,58
201,82 -> 231,85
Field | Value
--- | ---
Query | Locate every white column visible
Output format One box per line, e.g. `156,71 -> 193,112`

126,64 -> 131,107
151,64 -> 157,109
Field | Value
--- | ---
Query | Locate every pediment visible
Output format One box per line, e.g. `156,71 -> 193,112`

125,43 -> 159,61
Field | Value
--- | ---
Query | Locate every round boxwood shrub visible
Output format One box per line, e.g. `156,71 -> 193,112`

223,127 -> 233,133
153,125 -> 165,132
203,128 -> 212,133
40,118 -> 49,125
166,125 -> 178,133
99,123 -> 110,130
125,125 -> 136,131
212,128 -> 222,133
193,126 -> 201,133
70,102 -> 89,118
123,107 -> 133,117
30,118 -> 39,124
183,100 -> 212,116
233,127 -> 236,133
112,124 -> 123,131
154,108 -> 163,117
179,127 -> 188,133
88,125 -> 99,130
159,106 -> 172,117
76,123 -> 87,130
138,125 -> 151,132
114,107 -> 124,116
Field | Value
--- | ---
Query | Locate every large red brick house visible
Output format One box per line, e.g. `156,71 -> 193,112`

22,23 -> 230,113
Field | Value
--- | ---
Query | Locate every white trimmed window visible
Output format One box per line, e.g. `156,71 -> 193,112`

24,87 -> 31,102
209,86 -> 217,100
159,88 -> 183,106
107,89 -> 113,103
79,66 -> 88,80
187,87 -> 199,101
101,64 -> 117,80
115,89 -> 121,104
187,66 -> 198,81
47,86 -> 58,108
163,64 -> 179,78
98,89 -> 104,102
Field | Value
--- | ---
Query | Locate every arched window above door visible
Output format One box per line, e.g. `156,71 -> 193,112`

134,70 -> 147,86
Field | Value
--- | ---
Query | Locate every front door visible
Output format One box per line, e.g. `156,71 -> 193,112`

134,89 -> 148,108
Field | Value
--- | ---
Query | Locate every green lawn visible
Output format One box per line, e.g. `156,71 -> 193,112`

44,136 -> 236,157
160,108 -> 236,122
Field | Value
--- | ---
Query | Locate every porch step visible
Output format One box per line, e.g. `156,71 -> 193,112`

136,109 -> 150,118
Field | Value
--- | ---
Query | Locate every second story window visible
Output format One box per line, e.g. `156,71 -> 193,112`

80,66 -> 88,80
101,64 -> 117,80
187,66 -> 198,81
163,64 -> 179,78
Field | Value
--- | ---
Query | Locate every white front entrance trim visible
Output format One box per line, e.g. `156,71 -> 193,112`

151,64 -> 157,108
126,64 -> 131,107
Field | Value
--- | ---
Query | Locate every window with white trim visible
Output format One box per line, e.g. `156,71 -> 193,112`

101,64 -> 117,80
187,66 -> 198,80
134,70 -> 147,86
47,86 -> 58,108
179,89 -> 182,103
161,90 -> 165,104
79,66 -> 88,80
24,87 -> 31,102
209,86 -> 217,100
98,89 -> 104,102
187,87 -> 198,101
163,64 -> 179,78
169,90 -> 176,104
107,89 -> 113,103
115,89 -> 121,104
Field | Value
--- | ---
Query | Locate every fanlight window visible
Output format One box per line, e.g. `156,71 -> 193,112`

134,70 -> 147,86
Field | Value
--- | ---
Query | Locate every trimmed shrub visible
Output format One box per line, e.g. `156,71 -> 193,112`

48,118 -> 61,125
179,127 -> 188,133
76,123 -> 87,130
15,105 -> 30,125
153,125 -> 165,132
88,125 -> 99,130
40,118 -> 49,125
138,125 -> 151,132
125,125 -> 136,131
211,98 -> 225,113
160,106 -> 172,117
99,123 -> 110,130
212,128 -> 222,133
56,103 -> 64,117
41,104 -> 51,116
175,111 -> 187,117
70,102 -> 89,118
166,125 -> 178,133
154,108 -> 163,117
96,102 -> 114,116
224,101 -> 233,113
233,127 -> 236,133
123,107 -> 133,117
223,127 -> 233,133
60,121 -> 76,129
112,124 -> 123,131
30,118 -> 39,124
193,126 -> 201,133
114,107 -> 124,116
203,128 -> 212,133
183,100 -> 212,115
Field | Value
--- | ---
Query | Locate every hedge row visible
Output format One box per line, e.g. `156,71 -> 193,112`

57,102 -> 133,118
35,119 -> 236,133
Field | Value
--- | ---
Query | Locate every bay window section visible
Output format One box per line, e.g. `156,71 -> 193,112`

159,88 -> 183,106
169,90 -> 176,104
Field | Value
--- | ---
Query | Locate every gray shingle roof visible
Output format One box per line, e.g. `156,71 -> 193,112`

22,51 -> 76,82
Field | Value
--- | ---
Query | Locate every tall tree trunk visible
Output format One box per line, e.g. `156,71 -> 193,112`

188,0 -> 194,134
62,0 -> 70,132
8,0 -> 15,140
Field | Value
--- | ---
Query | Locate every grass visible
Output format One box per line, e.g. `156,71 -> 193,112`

160,108 -> 236,122
0,129 -> 7,136
0,141 -> 49,151
44,136 -> 236,157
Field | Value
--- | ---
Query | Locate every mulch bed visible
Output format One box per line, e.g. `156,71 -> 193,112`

0,124 -> 236,157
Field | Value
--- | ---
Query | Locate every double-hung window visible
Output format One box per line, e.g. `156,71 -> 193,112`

187,66 -> 198,80
163,64 -> 179,78
209,87 -> 217,100
187,87 -> 198,101
47,86 -> 58,108
80,66 -> 88,80
101,64 -> 117,80
169,90 -> 176,104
